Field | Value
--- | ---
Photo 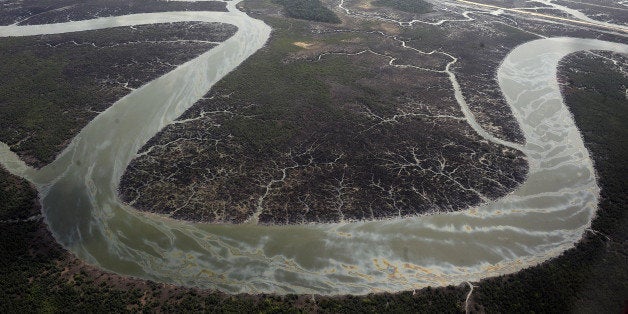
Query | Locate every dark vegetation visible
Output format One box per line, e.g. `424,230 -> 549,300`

1,52 -> 626,311
120,16 -> 527,224
271,0 -> 341,23
0,22 -> 236,167
0,0 -> 226,26
373,0 -> 433,14
0,168 -> 39,221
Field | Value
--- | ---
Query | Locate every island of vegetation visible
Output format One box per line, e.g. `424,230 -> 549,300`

117,0 -> 625,225
119,0 -> 537,224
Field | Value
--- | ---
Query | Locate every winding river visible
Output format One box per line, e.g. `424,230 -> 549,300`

0,0 -> 627,294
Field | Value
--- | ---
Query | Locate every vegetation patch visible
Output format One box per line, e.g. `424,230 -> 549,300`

272,0 -> 341,23
120,16 -> 528,224
0,168 -> 39,221
373,0 -> 433,14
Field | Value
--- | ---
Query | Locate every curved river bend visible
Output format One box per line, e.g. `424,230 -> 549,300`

0,2 -> 627,294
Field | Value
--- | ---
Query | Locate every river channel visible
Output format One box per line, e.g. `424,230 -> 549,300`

0,1 -> 627,294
